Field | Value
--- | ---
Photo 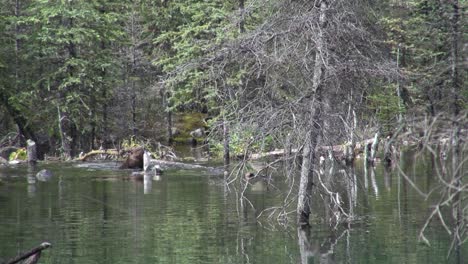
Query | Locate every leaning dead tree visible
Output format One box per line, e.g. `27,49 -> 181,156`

203,0 -> 397,225
4,242 -> 51,264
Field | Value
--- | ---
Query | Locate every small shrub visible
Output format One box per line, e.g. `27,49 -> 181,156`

9,148 -> 27,161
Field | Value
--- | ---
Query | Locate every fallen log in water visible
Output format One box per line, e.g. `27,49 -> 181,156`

143,151 -> 222,174
4,242 -> 51,264
245,138 -> 377,161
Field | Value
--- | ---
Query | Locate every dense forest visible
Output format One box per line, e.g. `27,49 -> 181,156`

0,0 -> 466,237
0,0 -> 464,155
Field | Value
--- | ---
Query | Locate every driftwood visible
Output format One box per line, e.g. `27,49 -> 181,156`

75,149 -> 121,161
4,242 -> 51,264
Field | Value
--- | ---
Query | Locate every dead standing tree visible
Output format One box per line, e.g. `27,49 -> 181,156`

216,0 -> 396,225
169,0 -> 397,225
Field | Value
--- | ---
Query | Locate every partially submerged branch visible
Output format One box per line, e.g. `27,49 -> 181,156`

75,149 -> 121,161
5,242 -> 51,264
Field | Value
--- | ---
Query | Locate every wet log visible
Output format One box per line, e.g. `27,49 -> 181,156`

245,137 -> 377,161
5,242 -> 51,264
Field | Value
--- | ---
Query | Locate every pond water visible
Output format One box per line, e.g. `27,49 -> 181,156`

0,151 -> 465,264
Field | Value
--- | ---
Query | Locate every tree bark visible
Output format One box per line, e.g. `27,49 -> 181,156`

297,0 -> 327,226
450,0 -> 462,250
102,87 -> 109,147
162,89 -> 173,143
223,118 -> 230,169
396,44 -> 403,123
345,109 -> 357,165
131,79 -> 137,137
14,0 -> 20,99
130,7 -> 139,138
239,0 -> 245,33
98,5 -> 109,149
450,0 -> 460,117
367,131 -> 379,166
57,101 -> 71,160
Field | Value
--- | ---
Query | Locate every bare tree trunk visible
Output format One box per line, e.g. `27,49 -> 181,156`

10,0 -> 34,146
297,108 -> 322,225
129,7 -> 139,138
67,13 -> 78,156
223,117 -> 230,169
396,44 -> 403,124
164,90 -> 173,143
56,6 -> 78,160
450,0 -> 460,118
57,101 -> 71,160
239,0 -> 245,33
131,80 -> 137,137
102,87 -> 108,147
14,0 -> 20,95
5,242 -> 51,264
297,226 -> 314,264
297,0 -> 327,226
99,24 -> 108,148
366,131 -> 379,166
167,109 -> 173,142
90,102 -> 96,150
450,0 -> 462,252
345,108 -> 357,165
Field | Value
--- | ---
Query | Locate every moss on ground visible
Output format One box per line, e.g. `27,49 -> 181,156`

172,112 -> 207,143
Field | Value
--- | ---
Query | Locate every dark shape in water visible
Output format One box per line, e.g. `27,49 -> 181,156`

36,169 -> 53,182
119,147 -> 144,169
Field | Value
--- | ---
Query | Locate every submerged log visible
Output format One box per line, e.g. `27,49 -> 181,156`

5,242 -> 51,264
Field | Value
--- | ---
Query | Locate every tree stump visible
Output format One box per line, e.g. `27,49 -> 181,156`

27,139 -> 37,165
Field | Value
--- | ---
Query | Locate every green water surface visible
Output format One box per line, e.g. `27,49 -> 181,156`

0,153 -> 465,263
